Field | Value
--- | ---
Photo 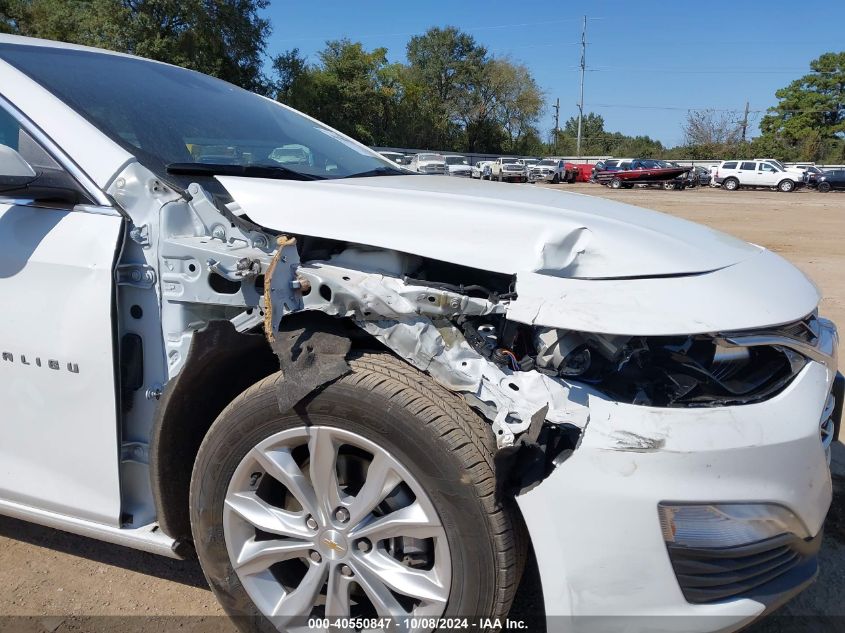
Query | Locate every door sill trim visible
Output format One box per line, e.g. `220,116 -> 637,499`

0,497 -> 182,559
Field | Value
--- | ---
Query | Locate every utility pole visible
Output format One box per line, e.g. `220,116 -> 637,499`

553,97 -> 560,155
740,100 -> 750,142
576,15 -> 587,158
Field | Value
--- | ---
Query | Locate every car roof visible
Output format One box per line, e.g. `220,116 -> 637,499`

0,33 -> 174,65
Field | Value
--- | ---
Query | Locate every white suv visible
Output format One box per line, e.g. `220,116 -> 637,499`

715,159 -> 801,192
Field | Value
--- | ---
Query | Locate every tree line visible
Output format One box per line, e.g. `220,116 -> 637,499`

2,1 -> 842,161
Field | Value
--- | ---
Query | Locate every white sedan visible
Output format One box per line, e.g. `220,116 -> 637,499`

0,34 -> 839,633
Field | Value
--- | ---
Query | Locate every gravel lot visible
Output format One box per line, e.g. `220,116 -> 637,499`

1,182 -> 842,632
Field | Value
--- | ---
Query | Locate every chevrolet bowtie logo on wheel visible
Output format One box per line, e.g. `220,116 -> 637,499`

321,538 -> 345,554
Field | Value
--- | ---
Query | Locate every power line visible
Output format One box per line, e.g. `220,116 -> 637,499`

585,103 -> 841,114
582,66 -> 841,75
273,18 -> 600,43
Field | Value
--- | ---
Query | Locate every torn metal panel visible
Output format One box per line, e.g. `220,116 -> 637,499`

296,262 -> 501,320
285,261 -> 591,447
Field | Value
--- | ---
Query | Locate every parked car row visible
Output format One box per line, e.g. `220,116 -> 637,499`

380,150 -> 845,193
379,151 -> 586,185
587,157 -> 843,194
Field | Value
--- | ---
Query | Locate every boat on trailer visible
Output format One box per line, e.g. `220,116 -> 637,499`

595,159 -> 690,189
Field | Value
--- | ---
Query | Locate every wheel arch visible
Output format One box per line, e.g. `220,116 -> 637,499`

149,321 -> 279,541
149,315 -> 386,541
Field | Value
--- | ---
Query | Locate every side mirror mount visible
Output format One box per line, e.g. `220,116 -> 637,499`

0,144 -> 37,188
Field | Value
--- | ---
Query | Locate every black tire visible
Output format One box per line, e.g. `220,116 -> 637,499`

663,181 -> 676,190
552,173 -> 560,184
610,176 -> 623,189
778,179 -> 795,193
818,181 -> 832,193
190,352 -> 524,631
498,173 -> 503,182
723,177 -> 740,191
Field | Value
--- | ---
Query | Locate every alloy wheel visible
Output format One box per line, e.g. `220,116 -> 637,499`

223,426 -> 451,631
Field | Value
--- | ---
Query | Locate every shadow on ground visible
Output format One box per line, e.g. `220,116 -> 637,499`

0,515 -> 208,591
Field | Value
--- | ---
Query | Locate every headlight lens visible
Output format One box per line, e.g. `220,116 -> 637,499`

658,503 -> 810,548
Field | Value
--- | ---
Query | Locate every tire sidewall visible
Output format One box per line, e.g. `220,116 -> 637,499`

191,375 -> 500,626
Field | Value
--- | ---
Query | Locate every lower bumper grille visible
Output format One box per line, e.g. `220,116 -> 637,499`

667,531 -> 821,604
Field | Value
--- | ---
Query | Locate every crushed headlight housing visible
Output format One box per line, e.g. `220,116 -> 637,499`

658,502 -> 810,548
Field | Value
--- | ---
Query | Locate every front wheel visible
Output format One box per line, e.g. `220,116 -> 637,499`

818,181 -> 832,193
610,176 -> 623,189
778,179 -> 795,192
552,173 -> 560,184
663,181 -> 676,190
723,177 -> 740,191
190,353 -> 523,632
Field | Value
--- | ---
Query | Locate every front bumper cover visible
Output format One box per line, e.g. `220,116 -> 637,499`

517,359 -> 836,633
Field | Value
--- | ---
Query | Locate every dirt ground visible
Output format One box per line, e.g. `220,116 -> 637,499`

1,182 -> 843,632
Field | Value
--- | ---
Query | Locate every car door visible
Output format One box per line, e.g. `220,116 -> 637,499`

737,161 -> 759,186
0,102 -> 124,526
757,162 -> 780,186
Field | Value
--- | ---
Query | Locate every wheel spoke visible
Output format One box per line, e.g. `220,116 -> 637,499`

324,565 -> 352,618
355,551 -> 449,606
307,427 -> 343,521
346,452 -> 402,526
349,501 -> 442,541
252,447 -> 319,518
225,491 -> 312,539
348,559 -> 409,619
233,537 -> 314,577
271,561 -> 328,625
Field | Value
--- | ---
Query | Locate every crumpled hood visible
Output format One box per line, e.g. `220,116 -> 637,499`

217,175 -> 760,279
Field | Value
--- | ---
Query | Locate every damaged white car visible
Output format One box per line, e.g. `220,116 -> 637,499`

0,36 -> 842,633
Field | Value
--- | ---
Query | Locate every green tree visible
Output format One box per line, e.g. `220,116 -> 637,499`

406,26 -> 487,148
272,47 -> 309,104
759,52 -> 845,161
488,59 -> 543,153
273,40 -> 401,146
2,0 -> 271,92
561,113 -> 608,154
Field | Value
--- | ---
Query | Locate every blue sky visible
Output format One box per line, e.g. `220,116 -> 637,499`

262,1 -> 844,147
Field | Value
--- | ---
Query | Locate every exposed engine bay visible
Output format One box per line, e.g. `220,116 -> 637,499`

276,242 -> 815,448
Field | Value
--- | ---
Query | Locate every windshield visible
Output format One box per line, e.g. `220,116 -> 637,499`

501,158 -> 518,164
0,44 -> 402,182
418,154 -> 444,162
538,160 -> 557,166
444,156 -> 468,165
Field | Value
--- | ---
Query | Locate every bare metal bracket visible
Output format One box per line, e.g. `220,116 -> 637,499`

116,263 -> 157,288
